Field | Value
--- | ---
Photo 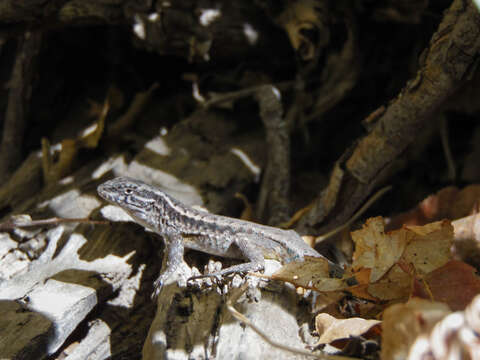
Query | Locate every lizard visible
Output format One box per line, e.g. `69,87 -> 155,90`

97,177 -> 344,296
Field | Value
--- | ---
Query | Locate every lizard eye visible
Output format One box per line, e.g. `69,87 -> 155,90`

124,188 -> 133,195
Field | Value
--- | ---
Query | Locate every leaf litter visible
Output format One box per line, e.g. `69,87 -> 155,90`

270,185 -> 480,358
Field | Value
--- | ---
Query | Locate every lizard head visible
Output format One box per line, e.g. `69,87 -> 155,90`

97,177 -> 160,229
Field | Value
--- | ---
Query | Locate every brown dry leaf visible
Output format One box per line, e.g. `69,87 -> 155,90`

369,220 -> 452,300
381,298 -> 451,360
348,284 -> 378,301
345,268 -> 379,301
312,292 -> 347,315
351,218 -> 453,301
350,267 -> 371,286
272,256 -> 347,292
315,313 -> 381,346
42,138 -> 78,184
79,100 -> 108,148
42,100 -> 108,184
277,217 -> 455,303
352,217 -> 410,282
402,220 -> 453,275
346,268 -> 380,301
366,264 -> 412,301
421,260 -> 480,311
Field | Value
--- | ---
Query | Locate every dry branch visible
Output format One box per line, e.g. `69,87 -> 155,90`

297,0 -> 480,235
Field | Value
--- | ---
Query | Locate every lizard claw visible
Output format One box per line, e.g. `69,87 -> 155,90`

151,277 -> 165,299
188,273 -> 222,282
188,272 -> 231,289
152,272 -> 176,299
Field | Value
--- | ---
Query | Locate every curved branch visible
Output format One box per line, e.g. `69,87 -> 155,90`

297,0 -> 480,234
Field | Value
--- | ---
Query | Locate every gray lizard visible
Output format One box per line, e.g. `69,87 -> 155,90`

97,177 -> 344,295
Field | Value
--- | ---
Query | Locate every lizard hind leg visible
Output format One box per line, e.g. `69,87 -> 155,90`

190,237 -> 265,280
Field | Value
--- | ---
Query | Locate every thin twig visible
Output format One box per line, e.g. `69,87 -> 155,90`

440,115 -> 456,181
226,284 -> 358,360
0,216 -> 109,231
200,81 -> 293,109
109,82 -> 158,137
315,185 -> 392,244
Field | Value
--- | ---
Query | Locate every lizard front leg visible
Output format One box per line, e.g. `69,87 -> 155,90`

153,233 -> 185,297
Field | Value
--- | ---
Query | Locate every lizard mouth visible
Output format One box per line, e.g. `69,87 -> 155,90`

97,182 -> 120,204
97,179 -> 152,211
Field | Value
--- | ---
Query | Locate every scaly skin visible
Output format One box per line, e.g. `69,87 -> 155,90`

98,177 -> 344,295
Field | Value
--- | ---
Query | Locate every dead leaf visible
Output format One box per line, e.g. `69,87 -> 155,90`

42,100 -> 108,184
312,292 -> 346,315
366,264 -> 411,301
79,100 -> 108,148
422,260 -> 480,311
381,298 -> 451,360
352,217 -> 410,282
351,218 -> 453,301
402,220 -> 453,275
315,313 -> 380,346
272,256 -> 347,292
42,138 -> 78,184
346,268 -> 380,301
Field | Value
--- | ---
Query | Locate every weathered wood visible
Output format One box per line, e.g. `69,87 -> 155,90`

143,261 -> 317,360
0,111 -> 319,359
